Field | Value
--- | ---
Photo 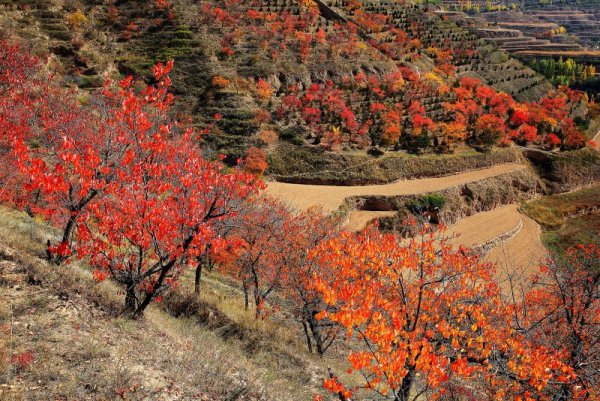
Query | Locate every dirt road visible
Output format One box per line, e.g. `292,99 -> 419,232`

267,163 -> 526,212
447,204 -> 522,248
487,214 -> 547,285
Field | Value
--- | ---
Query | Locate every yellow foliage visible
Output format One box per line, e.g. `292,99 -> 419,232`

67,11 -> 88,30
424,72 -> 443,86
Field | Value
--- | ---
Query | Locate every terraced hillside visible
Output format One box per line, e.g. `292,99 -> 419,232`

438,1 -> 600,69
0,0 -> 570,163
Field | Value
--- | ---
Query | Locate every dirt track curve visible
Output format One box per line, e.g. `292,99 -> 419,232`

447,204 -> 522,248
267,163 -> 547,279
266,163 -> 526,212
487,214 -> 547,285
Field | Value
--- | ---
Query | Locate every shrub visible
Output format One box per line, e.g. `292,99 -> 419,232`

406,193 -> 446,214
211,75 -> 231,89
279,126 -> 306,146
66,11 -> 88,31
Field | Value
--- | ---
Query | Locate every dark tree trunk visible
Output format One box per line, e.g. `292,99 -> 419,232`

253,286 -> 262,319
395,368 -> 415,401
302,320 -> 313,353
54,188 -> 98,264
308,311 -> 325,355
46,239 -> 52,261
243,282 -> 249,311
61,211 -> 77,247
125,282 -> 137,314
194,260 -> 203,295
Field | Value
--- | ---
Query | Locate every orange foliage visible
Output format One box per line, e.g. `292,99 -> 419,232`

211,75 -> 231,89
243,146 -> 267,177
258,129 -> 278,144
311,225 -> 574,400
256,79 -> 273,102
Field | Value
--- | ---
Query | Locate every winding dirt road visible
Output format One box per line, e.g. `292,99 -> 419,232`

267,162 -> 547,278
266,163 -> 526,212
447,204 -> 522,249
487,214 -> 547,284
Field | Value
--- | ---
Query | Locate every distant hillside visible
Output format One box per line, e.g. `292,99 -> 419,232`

0,0 -> 588,170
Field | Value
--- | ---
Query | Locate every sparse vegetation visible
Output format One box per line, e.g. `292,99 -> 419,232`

522,184 -> 600,251
405,193 -> 447,214
0,1 -> 599,400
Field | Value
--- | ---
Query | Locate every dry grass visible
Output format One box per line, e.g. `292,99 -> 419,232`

521,185 -> 600,228
0,206 -> 358,400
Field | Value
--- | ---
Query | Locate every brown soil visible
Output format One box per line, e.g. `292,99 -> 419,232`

447,204 -> 522,249
592,130 -> 600,150
266,163 -> 526,212
487,214 -> 547,288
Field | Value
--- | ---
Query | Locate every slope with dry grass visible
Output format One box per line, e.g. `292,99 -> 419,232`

0,207 -> 353,401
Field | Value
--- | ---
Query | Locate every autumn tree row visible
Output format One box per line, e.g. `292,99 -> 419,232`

274,70 -> 586,152
0,42 -> 260,317
0,42 -> 597,400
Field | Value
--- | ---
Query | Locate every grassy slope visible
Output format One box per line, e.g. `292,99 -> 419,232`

521,184 -> 600,251
0,207 -> 356,401
268,143 -> 523,184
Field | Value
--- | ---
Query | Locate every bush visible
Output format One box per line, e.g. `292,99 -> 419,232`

279,126 -> 306,146
406,193 -> 446,214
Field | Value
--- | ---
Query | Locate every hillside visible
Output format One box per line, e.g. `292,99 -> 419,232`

0,207 -> 347,401
0,0 -> 578,167
1,1 -> 599,400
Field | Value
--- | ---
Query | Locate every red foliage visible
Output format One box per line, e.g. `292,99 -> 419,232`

243,146 -> 268,176
11,351 -> 34,371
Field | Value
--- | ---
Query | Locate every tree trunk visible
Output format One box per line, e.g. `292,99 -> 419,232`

46,239 -> 52,261
125,282 -> 137,314
302,320 -> 313,353
243,282 -> 249,311
308,311 -> 325,355
194,260 -> 203,295
395,368 -> 415,401
61,211 -> 77,247
254,286 -> 262,319
55,188 -> 98,264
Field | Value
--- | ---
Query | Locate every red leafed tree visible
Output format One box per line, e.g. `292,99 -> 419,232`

82,132 -> 258,316
509,244 -> 600,400
311,225 -> 571,400
473,114 -> 505,150
0,41 -> 46,211
2,42 -> 131,259
74,63 -> 260,316
280,208 -> 342,354
215,196 -> 292,318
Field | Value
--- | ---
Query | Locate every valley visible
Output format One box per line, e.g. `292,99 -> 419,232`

0,0 -> 598,400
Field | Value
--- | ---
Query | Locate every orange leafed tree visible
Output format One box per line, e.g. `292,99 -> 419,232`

280,207 -> 342,354
215,196 -> 291,318
312,225 -> 572,400
510,243 -> 600,400
242,146 -> 268,177
256,79 -> 273,103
